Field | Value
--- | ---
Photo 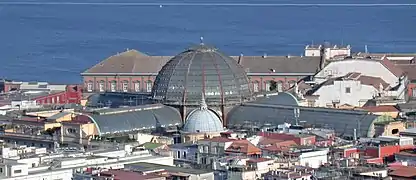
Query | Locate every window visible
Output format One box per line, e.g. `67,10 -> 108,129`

56,96 -> 60,103
87,82 -> 93,92
345,87 -> 351,93
122,81 -> 129,92
146,81 -> 152,92
392,129 -> 399,134
110,81 -> 117,92
413,88 -> 416,97
265,81 -> 271,92
183,152 -> 187,159
14,169 -> 22,174
51,98 -> 55,104
277,81 -> 283,92
253,81 -> 259,92
134,82 -> 141,92
177,151 -> 181,159
99,81 -> 105,92
0,167 -> 3,173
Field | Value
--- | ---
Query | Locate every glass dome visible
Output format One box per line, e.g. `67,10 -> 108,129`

152,44 -> 253,106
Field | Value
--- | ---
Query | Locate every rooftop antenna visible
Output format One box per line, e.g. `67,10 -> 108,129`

365,45 -> 369,53
200,36 -> 204,45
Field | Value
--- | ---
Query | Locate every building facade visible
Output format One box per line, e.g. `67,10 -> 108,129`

81,47 -> 324,95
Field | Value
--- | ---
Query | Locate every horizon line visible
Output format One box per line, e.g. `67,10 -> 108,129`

0,2 -> 416,7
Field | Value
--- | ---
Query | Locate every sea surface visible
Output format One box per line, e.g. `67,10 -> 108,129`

0,0 -> 415,83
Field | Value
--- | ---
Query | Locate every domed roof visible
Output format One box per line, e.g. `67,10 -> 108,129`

152,44 -> 253,106
182,96 -> 224,133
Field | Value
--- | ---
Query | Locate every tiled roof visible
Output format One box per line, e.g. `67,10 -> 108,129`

83,50 -> 171,74
233,56 -> 322,74
389,166 -> 416,178
396,64 -> 416,80
83,49 -> 322,75
380,59 -> 405,77
226,139 -> 261,155
360,105 -> 400,112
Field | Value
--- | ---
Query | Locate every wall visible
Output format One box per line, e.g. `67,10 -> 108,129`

83,75 -> 155,93
314,80 -> 377,107
3,168 -> 73,180
34,85 -> 82,105
299,149 -> 329,168
314,60 -> 399,85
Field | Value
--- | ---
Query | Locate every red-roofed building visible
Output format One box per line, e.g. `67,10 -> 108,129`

225,139 -> 262,156
258,132 -> 316,146
389,166 -> 416,179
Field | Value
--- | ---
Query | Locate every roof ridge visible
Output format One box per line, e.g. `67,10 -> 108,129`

84,49 -> 148,73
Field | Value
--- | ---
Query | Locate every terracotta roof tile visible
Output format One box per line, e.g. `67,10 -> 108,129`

389,166 -> 416,177
397,64 -> 416,80
380,58 -> 405,77
247,157 -> 273,163
360,105 -> 399,112
226,139 -> 261,155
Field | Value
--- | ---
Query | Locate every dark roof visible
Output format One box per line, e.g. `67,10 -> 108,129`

152,44 -> 254,106
227,103 -> 379,138
253,92 -> 299,106
87,104 -> 181,135
82,49 -> 322,76
233,55 -> 321,74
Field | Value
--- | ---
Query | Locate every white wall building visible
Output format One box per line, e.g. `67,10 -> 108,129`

0,144 -> 173,180
305,44 -> 351,60
298,149 -> 329,168
308,59 -> 407,107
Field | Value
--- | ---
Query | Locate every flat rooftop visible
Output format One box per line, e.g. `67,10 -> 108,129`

127,162 -> 212,175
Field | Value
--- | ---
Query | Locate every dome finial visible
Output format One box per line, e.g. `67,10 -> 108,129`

200,93 -> 208,110
200,36 -> 204,45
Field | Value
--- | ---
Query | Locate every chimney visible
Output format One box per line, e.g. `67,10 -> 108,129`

238,53 -> 244,65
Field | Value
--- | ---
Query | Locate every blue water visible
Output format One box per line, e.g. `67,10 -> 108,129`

0,0 -> 415,83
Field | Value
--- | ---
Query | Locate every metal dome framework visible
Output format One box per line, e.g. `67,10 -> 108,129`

152,44 -> 253,106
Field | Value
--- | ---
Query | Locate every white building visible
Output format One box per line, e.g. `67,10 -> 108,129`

0,144 -> 173,180
298,149 -> 329,168
305,44 -> 351,60
307,58 -> 406,107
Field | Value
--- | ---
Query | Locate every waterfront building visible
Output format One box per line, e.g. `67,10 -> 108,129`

81,45 -> 323,94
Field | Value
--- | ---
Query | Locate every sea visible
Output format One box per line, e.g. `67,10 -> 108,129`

0,0 -> 415,83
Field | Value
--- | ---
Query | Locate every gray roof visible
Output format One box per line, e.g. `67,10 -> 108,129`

87,104 -> 182,135
254,92 -> 299,106
152,44 -> 254,106
125,162 -> 213,175
227,103 -> 379,138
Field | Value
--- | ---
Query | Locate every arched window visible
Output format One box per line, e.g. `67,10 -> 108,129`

265,81 -> 271,92
253,81 -> 259,92
86,81 -> 93,92
277,81 -> 284,92
110,81 -> 117,92
122,80 -> 129,92
98,80 -> 105,92
146,80 -> 153,92
134,81 -> 141,92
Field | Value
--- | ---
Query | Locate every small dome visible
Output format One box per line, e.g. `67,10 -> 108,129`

182,96 -> 224,133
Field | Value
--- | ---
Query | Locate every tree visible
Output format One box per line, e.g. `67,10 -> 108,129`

269,80 -> 277,91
